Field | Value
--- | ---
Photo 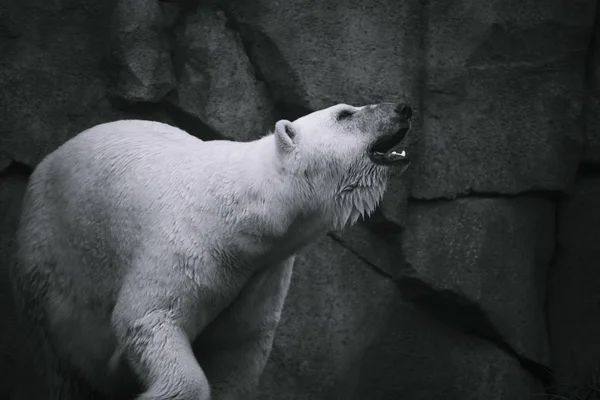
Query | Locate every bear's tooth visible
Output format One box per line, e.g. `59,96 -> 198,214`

388,150 -> 406,158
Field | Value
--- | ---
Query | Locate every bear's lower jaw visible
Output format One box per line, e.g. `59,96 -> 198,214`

368,125 -> 411,166
370,149 -> 408,165
369,149 -> 410,166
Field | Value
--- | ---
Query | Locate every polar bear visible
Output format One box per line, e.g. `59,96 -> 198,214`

10,102 -> 412,400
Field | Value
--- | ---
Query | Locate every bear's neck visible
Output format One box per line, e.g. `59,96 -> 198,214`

226,134 -> 332,246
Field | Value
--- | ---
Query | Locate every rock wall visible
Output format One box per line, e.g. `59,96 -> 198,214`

0,0 -> 599,398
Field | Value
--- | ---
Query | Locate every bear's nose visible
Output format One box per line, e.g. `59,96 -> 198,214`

395,104 -> 412,120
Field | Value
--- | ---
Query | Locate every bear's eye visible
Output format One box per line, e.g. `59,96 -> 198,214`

336,109 -> 355,121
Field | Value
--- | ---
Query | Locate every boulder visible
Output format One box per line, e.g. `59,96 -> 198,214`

410,0 -> 594,198
0,156 -> 11,173
0,0 -> 123,167
547,176 -> 600,394
165,5 -> 276,141
401,196 -> 555,366
109,0 -> 177,104
257,234 -> 544,399
352,298 -> 544,400
225,0 -> 422,112
0,163 -> 29,399
583,6 -> 600,163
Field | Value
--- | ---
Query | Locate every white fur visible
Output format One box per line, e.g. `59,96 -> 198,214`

10,103 -> 402,400
276,103 -> 391,231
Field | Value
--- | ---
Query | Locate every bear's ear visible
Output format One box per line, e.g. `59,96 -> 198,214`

274,120 -> 297,153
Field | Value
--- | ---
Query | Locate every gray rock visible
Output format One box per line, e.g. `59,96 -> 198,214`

0,0 -> 124,167
410,0 -> 594,198
0,156 -> 11,173
0,166 -> 29,399
352,298 -> 544,400
401,196 -> 555,366
547,176 -> 600,394
0,0 -> 23,39
224,0 -> 422,115
257,235 -> 544,399
329,226 -> 398,280
165,5 -> 276,141
583,8 -> 600,163
109,0 -> 177,103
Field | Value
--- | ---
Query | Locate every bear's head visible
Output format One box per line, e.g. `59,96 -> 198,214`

273,102 -> 412,230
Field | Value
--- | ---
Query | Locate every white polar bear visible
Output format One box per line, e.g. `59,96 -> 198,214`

10,102 -> 412,400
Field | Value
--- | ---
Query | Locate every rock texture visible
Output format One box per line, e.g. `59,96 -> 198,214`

0,163 -> 29,400
1,0 -> 599,398
547,175 -> 600,396
401,197 -> 555,366
412,0 -> 594,199
109,0 -> 176,104
584,5 -> 600,163
165,5 -> 276,141
257,236 -> 544,400
0,0 -> 123,166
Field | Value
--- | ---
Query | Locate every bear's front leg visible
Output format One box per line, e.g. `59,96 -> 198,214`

194,256 -> 295,400
111,273 -> 211,400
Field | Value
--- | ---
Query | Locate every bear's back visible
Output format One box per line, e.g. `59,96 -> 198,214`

39,119 -> 205,213
17,121 -> 216,291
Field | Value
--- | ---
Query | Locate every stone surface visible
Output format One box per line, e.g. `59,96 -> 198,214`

547,176 -> 600,394
352,300 -> 544,400
583,5 -> 600,163
330,205 -> 411,280
0,156 -> 11,173
0,0 -> 123,167
257,235 -> 544,399
410,0 -> 594,198
109,0 -> 177,104
0,165 -> 29,400
329,226 -> 398,280
165,5 -> 276,141
401,197 -> 555,366
224,0 -> 422,112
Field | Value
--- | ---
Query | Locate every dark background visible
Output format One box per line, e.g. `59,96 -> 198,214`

1,0 -> 599,399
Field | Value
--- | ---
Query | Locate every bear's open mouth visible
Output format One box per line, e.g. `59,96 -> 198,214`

368,127 -> 410,166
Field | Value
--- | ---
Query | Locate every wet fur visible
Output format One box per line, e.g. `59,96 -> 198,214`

10,103 -> 404,400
